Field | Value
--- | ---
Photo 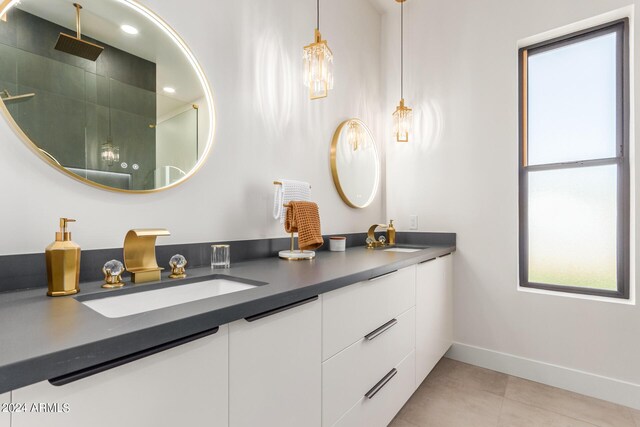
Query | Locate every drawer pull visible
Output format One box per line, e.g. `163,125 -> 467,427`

49,326 -> 220,386
364,318 -> 398,341
368,270 -> 398,282
419,257 -> 436,264
439,252 -> 452,258
245,296 -> 318,322
365,368 -> 398,399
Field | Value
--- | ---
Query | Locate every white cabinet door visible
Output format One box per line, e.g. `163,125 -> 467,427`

0,393 -> 9,427
415,255 -> 453,386
229,297 -> 321,427
13,326 -> 229,427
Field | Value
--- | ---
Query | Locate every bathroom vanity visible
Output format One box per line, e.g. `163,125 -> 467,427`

0,240 -> 454,427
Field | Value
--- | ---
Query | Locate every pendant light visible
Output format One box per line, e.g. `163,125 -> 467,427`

303,0 -> 334,100
393,0 -> 412,142
347,120 -> 366,151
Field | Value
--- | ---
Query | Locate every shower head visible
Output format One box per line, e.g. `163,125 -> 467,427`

54,3 -> 103,61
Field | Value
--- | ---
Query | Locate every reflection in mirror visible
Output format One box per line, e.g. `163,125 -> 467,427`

0,0 -> 213,192
330,119 -> 380,208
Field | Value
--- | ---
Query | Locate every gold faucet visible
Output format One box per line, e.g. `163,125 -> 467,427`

123,229 -> 170,284
366,221 -> 397,249
366,224 -> 388,249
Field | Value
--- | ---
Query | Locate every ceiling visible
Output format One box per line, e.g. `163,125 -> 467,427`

15,0 -> 204,106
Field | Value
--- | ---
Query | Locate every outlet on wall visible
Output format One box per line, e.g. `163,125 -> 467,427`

409,215 -> 418,230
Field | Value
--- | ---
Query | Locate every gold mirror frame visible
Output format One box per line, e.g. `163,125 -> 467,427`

330,118 -> 380,209
0,0 -> 216,194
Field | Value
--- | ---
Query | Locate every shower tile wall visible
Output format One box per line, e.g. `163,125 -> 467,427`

0,8 -> 156,190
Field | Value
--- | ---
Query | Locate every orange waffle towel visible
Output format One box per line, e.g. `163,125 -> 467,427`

285,201 -> 324,251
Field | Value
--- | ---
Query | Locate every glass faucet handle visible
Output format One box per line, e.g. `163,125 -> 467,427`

104,259 -> 124,276
169,254 -> 187,268
169,254 -> 187,279
102,259 -> 125,288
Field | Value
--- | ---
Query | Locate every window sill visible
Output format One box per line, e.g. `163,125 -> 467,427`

517,285 -> 635,305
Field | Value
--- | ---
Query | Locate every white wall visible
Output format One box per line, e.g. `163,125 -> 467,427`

0,0 -> 384,254
383,0 -> 640,405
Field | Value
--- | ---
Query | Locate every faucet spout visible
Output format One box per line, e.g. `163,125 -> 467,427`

366,224 -> 388,249
123,228 -> 170,284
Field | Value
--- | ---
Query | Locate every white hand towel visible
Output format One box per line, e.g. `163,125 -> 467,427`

273,179 -> 311,223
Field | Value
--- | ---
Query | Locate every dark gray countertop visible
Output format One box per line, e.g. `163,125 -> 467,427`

0,244 -> 454,394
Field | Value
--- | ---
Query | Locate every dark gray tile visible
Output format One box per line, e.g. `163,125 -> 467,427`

110,108 -> 156,190
83,102 -> 109,170
0,80 -> 19,117
84,73 -> 110,107
15,84 -> 86,168
96,45 -> 156,92
0,43 -> 17,84
109,78 -> 156,118
17,49 -> 85,100
12,8 -> 155,94
0,9 -> 18,47
15,8 -> 96,73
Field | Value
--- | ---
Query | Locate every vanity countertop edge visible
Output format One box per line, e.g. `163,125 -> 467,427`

0,244 -> 455,394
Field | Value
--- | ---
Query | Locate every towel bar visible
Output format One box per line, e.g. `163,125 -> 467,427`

273,181 -> 311,188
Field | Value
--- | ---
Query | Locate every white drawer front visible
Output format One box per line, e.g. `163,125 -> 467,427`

333,350 -> 415,427
322,307 -> 415,427
323,266 -> 416,360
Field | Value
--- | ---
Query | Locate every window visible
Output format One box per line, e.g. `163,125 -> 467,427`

519,19 -> 630,298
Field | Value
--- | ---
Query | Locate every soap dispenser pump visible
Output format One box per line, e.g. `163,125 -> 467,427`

387,219 -> 396,246
45,218 -> 81,296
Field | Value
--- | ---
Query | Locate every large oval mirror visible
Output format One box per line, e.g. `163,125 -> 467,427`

0,0 -> 214,192
330,119 -> 380,208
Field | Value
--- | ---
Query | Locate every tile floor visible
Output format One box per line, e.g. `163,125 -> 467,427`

390,358 -> 640,427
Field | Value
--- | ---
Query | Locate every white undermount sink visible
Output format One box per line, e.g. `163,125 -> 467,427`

81,279 -> 257,318
383,247 -> 423,253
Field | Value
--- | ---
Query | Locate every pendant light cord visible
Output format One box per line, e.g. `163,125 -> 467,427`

108,78 -> 112,139
400,0 -> 404,100
317,0 -> 320,30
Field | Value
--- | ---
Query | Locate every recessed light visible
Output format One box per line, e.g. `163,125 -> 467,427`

121,24 -> 138,35
163,87 -> 176,94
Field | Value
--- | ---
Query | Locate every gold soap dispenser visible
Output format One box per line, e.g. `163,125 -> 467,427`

387,219 -> 396,246
45,218 -> 81,296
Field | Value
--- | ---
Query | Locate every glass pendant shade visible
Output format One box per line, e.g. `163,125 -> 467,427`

347,120 -> 366,151
393,98 -> 413,142
101,139 -> 120,166
303,29 -> 334,100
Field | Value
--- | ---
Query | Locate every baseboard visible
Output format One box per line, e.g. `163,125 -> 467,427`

445,342 -> 640,410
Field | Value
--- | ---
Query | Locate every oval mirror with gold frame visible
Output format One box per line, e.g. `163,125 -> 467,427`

0,0 -> 215,193
330,119 -> 380,208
